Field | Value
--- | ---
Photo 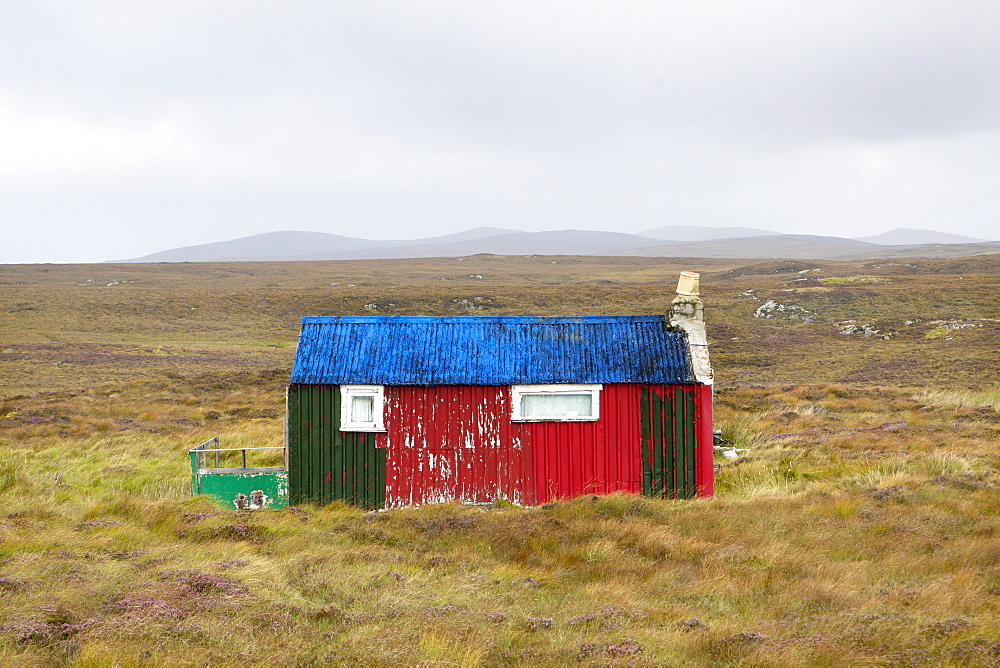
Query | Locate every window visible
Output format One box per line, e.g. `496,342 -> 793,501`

511,384 -> 602,422
340,385 -> 385,432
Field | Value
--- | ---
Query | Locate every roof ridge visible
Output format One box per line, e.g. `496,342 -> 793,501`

301,314 -> 668,324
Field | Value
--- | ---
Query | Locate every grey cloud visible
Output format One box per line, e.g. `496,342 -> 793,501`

1,1 -> 998,263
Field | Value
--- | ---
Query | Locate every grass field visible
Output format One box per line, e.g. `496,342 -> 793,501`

1,255 -> 999,665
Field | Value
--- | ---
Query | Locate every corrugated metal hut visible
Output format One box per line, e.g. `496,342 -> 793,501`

285,273 -> 713,509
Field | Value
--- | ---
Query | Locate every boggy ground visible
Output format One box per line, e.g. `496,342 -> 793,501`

1,255 -> 999,665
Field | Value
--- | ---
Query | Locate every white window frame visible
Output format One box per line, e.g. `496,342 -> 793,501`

510,384 -> 602,422
340,385 -> 386,432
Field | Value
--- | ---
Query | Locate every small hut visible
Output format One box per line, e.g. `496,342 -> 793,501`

283,272 -> 713,509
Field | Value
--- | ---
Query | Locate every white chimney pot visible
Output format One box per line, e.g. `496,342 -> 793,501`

676,271 -> 700,296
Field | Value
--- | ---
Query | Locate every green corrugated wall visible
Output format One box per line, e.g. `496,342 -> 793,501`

640,386 -> 698,499
286,385 -> 385,509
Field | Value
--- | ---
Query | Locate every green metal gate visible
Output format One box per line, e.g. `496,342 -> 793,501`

189,437 -> 289,509
640,386 -> 698,499
286,385 -> 385,509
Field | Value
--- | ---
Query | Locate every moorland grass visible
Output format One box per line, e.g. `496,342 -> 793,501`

1,385 -> 998,664
1,256 -> 999,664
3,255 -> 1000,393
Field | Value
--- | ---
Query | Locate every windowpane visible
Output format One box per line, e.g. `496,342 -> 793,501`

351,395 -> 374,423
520,393 -> 592,419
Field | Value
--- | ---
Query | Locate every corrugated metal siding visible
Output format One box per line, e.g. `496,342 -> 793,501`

291,316 -> 695,386
696,383 -> 715,497
379,386 -> 530,507
286,382 -> 710,508
640,385 -> 699,499
286,385 -> 385,509
378,384 -> 648,508
526,383 -> 642,503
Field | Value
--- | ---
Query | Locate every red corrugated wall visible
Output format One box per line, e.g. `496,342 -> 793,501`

378,386 -> 528,507
526,384 -> 642,503
376,383 -> 709,508
696,383 -> 714,498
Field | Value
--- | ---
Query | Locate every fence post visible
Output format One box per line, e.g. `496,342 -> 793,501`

189,449 -> 200,496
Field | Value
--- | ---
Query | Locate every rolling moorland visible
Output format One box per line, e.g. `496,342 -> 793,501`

1,254 -> 999,665
111,226 -> 1000,263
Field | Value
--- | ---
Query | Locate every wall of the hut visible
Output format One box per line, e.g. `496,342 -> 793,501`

286,383 -> 711,509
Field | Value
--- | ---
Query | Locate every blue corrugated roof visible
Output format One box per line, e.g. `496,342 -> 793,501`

291,315 -> 695,386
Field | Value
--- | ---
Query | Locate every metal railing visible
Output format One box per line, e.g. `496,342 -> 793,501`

189,437 -> 285,471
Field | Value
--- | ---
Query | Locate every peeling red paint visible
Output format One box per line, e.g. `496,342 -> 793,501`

379,386 -> 526,507
375,384 -> 709,509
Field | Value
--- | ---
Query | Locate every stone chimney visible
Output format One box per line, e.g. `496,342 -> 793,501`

671,271 -> 704,322
669,271 -> 712,384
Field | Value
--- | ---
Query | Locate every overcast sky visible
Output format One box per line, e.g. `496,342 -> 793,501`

2,1 -> 998,263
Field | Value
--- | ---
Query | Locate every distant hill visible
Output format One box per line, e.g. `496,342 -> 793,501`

838,241 -> 1000,259
278,230 -> 667,261
111,227 -> 522,263
112,229 -> 666,263
124,231 -> 376,263
628,234 -> 1000,260
627,234 -> 881,260
639,225 -> 780,242
109,225 -> 1000,263
855,227 -> 992,245
405,227 -> 525,244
